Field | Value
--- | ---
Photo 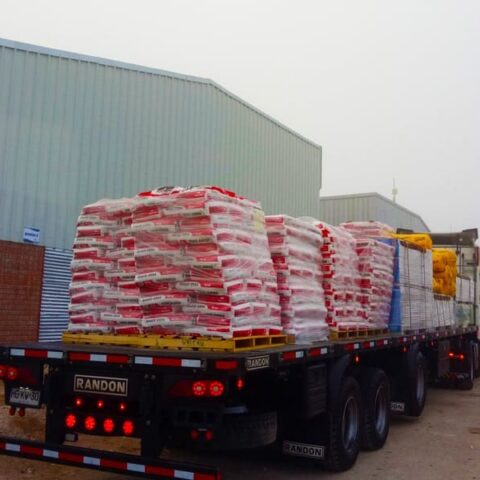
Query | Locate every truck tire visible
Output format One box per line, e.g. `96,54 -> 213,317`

214,411 -> 278,450
325,376 -> 362,472
406,352 -> 427,417
457,341 -> 475,390
359,368 -> 390,451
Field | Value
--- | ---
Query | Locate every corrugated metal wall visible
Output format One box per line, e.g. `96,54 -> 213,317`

38,247 -> 72,342
0,39 -> 322,249
318,193 -> 429,231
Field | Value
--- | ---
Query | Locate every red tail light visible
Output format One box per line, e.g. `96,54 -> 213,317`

192,381 -> 207,397
209,381 -> 224,397
103,418 -> 115,433
190,429 -> 200,440
171,380 -> 226,398
65,414 -> 77,429
6,367 -> 18,381
84,416 -> 96,431
0,365 -> 6,378
96,400 -> 104,409
236,378 -> 245,390
205,430 -> 214,441
74,397 -> 83,408
118,402 -> 127,413
122,420 -> 134,436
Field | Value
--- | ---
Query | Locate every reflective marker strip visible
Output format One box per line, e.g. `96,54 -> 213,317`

0,441 -> 218,479
282,351 -> 304,361
127,462 -> 146,473
134,357 -> 202,368
6,443 -> 20,452
69,353 -> 129,364
43,449 -> 59,459
175,470 -> 194,480
308,347 -> 328,357
10,349 -> 25,357
90,354 -> 107,363
9,349 -> 63,359
83,456 -> 101,466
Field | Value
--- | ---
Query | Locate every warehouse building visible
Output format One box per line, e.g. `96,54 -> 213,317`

319,192 -> 429,231
0,38 -> 322,342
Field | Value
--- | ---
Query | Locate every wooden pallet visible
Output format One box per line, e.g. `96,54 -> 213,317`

366,327 -> 390,337
62,332 -> 288,353
329,328 -> 366,341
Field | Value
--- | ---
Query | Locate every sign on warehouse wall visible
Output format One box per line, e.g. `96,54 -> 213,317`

23,227 -> 40,244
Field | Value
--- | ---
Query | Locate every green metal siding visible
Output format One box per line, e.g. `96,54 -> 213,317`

0,39 -> 322,249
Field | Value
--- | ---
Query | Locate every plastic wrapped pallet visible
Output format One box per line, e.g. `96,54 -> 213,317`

341,221 -> 395,239
339,221 -> 396,329
313,223 -> 367,333
266,215 -> 328,343
355,239 -> 395,328
389,241 -> 435,332
68,198 -> 136,333
433,295 -> 455,327
456,276 -> 473,303
132,186 -> 281,338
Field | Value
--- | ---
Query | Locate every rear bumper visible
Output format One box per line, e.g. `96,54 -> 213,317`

0,435 -> 220,480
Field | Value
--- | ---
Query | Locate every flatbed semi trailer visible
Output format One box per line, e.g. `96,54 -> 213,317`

0,325 -> 478,477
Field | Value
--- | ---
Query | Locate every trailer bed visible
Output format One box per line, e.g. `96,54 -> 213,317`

2,325 -> 476,374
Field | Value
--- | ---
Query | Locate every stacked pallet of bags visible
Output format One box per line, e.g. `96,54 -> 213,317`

68,199 -> 136,333
314,223 -> 368,334
341,222 -> 395,329
132,186 -> 281,338
384,234 -> 435,332
265,215 -> 328,342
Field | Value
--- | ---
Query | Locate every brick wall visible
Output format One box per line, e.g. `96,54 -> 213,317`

0,241 -> 45,343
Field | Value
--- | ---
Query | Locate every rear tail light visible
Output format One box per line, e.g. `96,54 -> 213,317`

74,397 -> 84,408
192,381 -> 207,397
118,402 -> 127,413
209,381 -> 224,397
96,399 -> 104,409
170,380 -> 225,398
122,420 -> 134,436
0,365 -> 6,378
205,430 -> 214,441
65,414 -> 77,429
6,367 -> 18,381
103,418 -> 115,433
236,378 -> 245,390
84,416 -> 96,431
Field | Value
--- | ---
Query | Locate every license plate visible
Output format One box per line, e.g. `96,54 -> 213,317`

9,388 -> 41,407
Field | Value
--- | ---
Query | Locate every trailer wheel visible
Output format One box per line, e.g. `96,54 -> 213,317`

406,352 -> 427,417
359,368 -> 390,451
325,376 -> 362,472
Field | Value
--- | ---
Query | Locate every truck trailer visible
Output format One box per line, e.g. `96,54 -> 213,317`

0,230 -> 478,477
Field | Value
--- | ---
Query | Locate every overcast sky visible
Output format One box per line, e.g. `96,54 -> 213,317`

1,0 -> 479,232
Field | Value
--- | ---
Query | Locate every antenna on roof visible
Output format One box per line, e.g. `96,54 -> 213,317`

392,177 -> 398,203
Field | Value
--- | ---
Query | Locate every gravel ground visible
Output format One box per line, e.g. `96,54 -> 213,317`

0,382 -> 479,480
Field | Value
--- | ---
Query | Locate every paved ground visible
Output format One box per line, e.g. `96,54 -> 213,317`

1,382 -> 480,479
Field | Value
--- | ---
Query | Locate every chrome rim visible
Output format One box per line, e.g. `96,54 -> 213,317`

374,385 -> 387,435
341,396 -> 359,450
416,365 -> 425,404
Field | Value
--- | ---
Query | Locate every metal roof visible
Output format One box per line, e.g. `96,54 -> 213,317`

0,37 -> 321,151
319,192 -> 430,231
